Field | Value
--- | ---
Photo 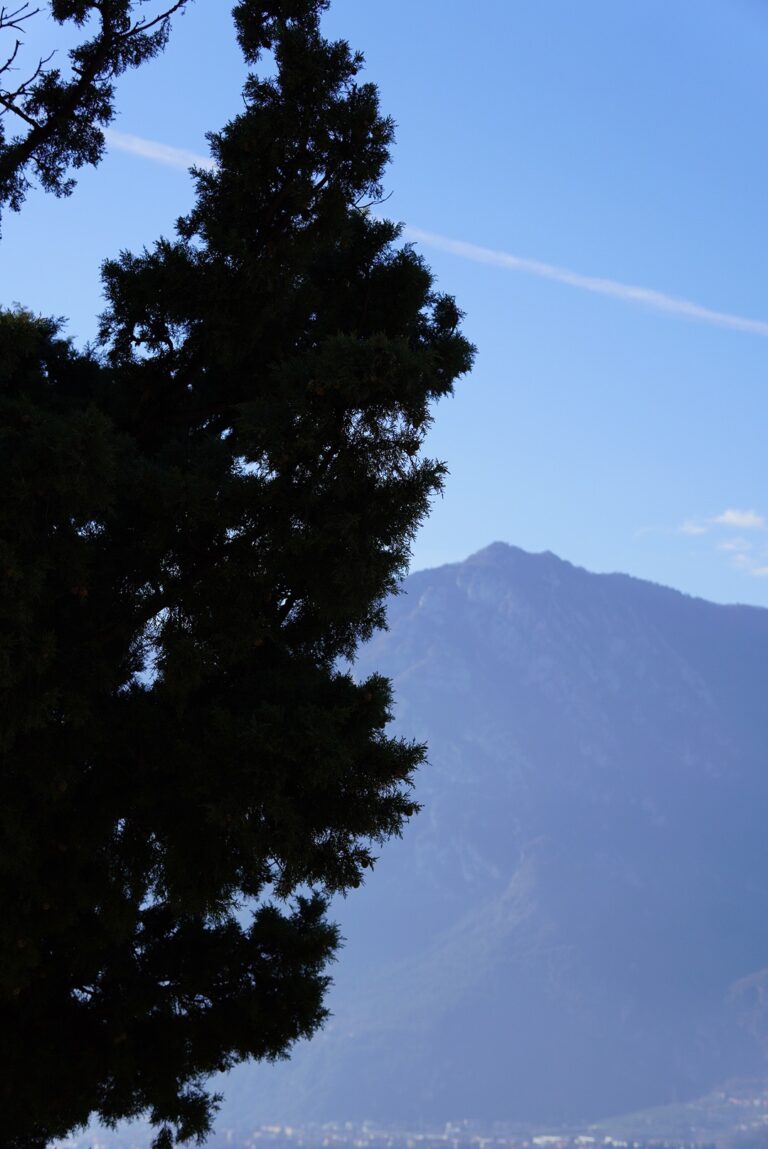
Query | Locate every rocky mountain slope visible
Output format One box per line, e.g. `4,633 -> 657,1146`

218,543 -> 768,1128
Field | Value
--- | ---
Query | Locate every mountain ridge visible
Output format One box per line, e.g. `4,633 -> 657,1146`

213,542 -> 768,1127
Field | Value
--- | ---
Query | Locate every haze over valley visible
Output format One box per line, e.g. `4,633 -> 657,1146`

74,542 -> 768,1146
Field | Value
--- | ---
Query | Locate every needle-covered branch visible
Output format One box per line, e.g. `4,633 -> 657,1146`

0,0 -> 189,217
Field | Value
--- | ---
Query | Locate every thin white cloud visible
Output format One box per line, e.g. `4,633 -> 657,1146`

677,510 -> 766,537
717,537 -> 753,552
405,226 -> 768,338
716,539 -> 768,578
713,509 -> 765,529
104,129 -> 215,172
673,514 -> 768,581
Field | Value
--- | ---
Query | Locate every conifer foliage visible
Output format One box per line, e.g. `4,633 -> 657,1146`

0,2 -> 473,1145
0,0 -> 191,217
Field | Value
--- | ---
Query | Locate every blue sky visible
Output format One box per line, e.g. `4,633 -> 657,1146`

3,0 -> 768,606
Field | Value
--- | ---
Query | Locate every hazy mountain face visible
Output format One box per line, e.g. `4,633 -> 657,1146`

222,544 -> 768,1127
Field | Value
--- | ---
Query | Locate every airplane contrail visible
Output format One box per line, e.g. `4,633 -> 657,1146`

104,130 -> 768,338
104,129 -> 216,172
405,227 -> 768,338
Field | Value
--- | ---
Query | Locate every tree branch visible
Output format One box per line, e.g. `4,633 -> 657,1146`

123,0 -> 187,39
0,0 -> 191,212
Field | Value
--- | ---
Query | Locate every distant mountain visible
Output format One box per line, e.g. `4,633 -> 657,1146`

217,544 -> 768,1128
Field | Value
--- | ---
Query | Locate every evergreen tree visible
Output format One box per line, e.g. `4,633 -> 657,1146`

0,2 -> 473,1145
0,0 -> 190,217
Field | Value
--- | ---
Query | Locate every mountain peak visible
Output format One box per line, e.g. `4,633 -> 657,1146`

223,539 -> 768,1130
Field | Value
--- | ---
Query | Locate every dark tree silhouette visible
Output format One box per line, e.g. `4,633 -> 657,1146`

0,2 -> 474,1146
0,0 -> 190,216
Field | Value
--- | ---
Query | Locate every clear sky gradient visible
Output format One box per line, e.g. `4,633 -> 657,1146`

3,0 -> 768,606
